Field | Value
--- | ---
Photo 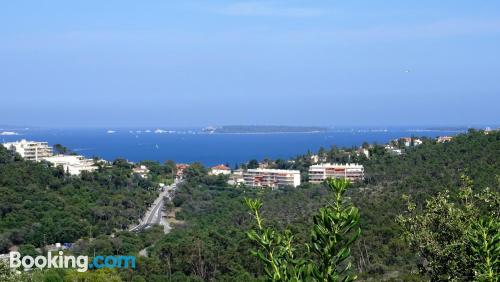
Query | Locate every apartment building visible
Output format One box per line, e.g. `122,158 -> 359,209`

2,139 -> 53,161
43,155 -> 97,175
309,163 -> 364,183
243,168 -> 301,188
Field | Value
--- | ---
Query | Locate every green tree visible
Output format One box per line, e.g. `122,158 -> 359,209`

308,179 -> 360,281
468,218 -> 499,281
183,162 -> 207,183
0,260 -> 28,282
396,176 -> 500,281
18,244 -> 38,257
245,178 -> 360,281
248,159 -> 259,169
53,144 -> 70,155
64,268 -> 123,281
164,160 -> 177,177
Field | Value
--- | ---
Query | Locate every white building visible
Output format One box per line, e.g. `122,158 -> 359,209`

356,148 -> 370,159
400,137 -> 412,147
310,154 -> 320,164
210,164 -> 231,175
309,163 -> 364,183
243,168 -> 301,188
176,164 -> 190,177
385,145 -> 403,155
42,155 -> 97,175
2,139 -> 53,161
132,165 -> 150,178
437,136 -> 453,143
401,137 -> 423,146
228,169 -> 245,186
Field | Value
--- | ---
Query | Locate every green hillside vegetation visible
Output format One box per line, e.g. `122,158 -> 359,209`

0,147 -> 159,253
0,130 -> 498,281
244,178 -> 361,281
143,130 -> 499,281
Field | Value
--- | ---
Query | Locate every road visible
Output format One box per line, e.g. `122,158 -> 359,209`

129,179 -> 179,232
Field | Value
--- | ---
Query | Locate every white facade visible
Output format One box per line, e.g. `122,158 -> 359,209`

42,155 -> 97,175
210,165 -> 231,175
228,169 -> 245,186
309,163 -> 364,183
402,137 -> 423,146
401,137 -> 412,147
310,155 -> 319,163
243,168 -> 301,188
356,148 -> 370,159
133,165 -> 150,178
437,136 -> 453,143
211,169 -> 231,175
2,139 -> 53,161
385,145 -> 403,155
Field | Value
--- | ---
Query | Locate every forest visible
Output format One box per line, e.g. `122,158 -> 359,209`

0,130 -> 498,281
145,130 -> 499,281
0,148 -> 160,253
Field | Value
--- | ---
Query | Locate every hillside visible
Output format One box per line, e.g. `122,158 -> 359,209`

141,130 -> 499,281
0,130 -> 498,281
0,148 -> 158,253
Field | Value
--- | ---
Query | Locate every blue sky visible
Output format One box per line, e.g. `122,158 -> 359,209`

1,1 -> 499,127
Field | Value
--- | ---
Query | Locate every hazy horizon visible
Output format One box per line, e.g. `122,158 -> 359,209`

0,123 -> 492,130
1,1 -> 499,127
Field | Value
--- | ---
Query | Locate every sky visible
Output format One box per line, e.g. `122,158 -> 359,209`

0,1 -> 499,128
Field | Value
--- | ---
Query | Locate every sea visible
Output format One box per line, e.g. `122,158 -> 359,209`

0,127 -> 466,167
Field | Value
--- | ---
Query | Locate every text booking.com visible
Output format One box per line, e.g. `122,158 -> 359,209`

9,251 -> 136,272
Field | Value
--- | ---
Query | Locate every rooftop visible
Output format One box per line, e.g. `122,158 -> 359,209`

212,164 -> 230,170
246,168 -> 301,174
310,163 -> 363,168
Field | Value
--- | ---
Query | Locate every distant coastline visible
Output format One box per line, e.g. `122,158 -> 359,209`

0,127 -> 471,166
203,125 -> 328,134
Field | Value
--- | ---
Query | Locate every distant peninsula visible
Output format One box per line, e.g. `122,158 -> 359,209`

203,125 -> 328,134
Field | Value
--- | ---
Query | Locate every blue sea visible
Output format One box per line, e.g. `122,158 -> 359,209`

0,127 -> 465,167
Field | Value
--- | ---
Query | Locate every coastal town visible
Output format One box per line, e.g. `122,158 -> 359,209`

1,134 -> 459,189
2,0 -> 499,279
1,130 -> 498,281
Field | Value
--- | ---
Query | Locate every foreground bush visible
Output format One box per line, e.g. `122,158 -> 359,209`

245,178 -> 360,281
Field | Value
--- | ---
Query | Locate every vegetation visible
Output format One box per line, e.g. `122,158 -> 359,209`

0,146 -> 159,252
53,143 -> 71,155
397,175 -> 499,281
146,130 -> 498,281
138,160 -> 176,184
245,178 -> 360,281
0,130 -> 498,281
0,260 -> 29,281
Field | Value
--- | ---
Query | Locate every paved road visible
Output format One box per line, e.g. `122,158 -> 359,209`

129,180 -> 178,232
